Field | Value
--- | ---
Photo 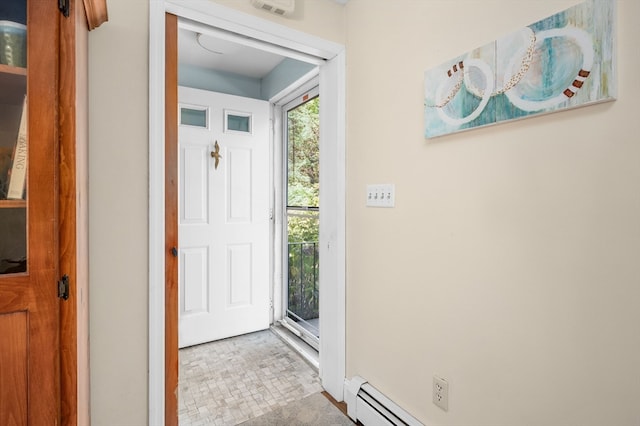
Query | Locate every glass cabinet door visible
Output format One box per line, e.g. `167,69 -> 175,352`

0,0 -> 27,275
1,0 -> 63,423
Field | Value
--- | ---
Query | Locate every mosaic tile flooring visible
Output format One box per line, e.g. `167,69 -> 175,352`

179,329 -> 323,425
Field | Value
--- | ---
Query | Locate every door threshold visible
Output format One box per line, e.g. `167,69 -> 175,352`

270,325 -> 319,371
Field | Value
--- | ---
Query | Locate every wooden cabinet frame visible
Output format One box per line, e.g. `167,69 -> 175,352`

59,1 -> 107,425
0,0 -> 106,424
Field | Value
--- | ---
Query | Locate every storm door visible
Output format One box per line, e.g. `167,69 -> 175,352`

282,86 -> 320,349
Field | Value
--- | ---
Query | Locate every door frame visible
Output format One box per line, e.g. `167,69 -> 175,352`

278,81 -> 322,350
149,2 -> 346,425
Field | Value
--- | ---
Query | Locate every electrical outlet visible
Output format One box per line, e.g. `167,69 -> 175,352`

433,376 -> 449,411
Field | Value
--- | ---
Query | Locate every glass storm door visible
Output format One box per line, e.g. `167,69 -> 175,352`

283,86 -> 320,349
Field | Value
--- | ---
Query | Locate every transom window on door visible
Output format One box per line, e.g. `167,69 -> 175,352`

283,87 -> 320,349
224,109 -> 252,134
179,104 -> 208,128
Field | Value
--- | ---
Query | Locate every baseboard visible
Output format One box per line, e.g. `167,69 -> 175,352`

344,376 -> 424,426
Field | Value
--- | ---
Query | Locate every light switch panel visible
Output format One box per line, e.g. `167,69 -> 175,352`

366,184 -> 395,208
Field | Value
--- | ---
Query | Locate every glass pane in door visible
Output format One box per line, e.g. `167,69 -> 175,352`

285,93 -> 320,341
0,0 -> 27,274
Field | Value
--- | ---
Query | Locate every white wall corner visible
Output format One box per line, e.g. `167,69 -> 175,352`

148,1 -> 167,425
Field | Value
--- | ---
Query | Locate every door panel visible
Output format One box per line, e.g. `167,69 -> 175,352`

228,243 -> 252,306
181,247 -> 208,314
181,145 -> 208,223
178,87 -> 270,348
227,148 -> 252,221
0,311 -> 28,425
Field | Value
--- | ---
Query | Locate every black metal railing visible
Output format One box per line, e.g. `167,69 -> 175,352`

287,240 -> 319,321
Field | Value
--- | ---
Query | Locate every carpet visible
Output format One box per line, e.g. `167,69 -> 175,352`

238,392 -> 354,426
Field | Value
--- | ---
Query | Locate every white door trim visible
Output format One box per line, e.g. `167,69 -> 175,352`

148,2 -> 346,424
164,0 -> 343,60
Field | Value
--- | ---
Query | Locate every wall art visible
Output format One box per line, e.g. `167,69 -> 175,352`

424,0 -> 616,138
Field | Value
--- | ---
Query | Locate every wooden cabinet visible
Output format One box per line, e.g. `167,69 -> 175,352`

0,1 -> 107,425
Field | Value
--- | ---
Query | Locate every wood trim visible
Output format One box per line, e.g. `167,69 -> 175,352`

322,391 -> 350,418
0,200 -> 27,208
59,0 -> 91,425
164,12 -> 179,426
0,64 -> 27,76
82,0 -> 108,30
59,0 -> 94,424
58,3 -> 78,423
27,0 -> 61,421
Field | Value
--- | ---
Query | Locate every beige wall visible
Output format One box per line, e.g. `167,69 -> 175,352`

89,0 -> 639,424
210,0 -> 346,43
345,0 -> 640,425
87,0 -> 344,424
88,0 -> 149,424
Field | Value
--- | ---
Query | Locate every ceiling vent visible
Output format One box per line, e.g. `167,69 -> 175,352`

251,0 -> 295,17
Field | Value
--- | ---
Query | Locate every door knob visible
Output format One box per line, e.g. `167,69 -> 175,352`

171,247 -> 178,257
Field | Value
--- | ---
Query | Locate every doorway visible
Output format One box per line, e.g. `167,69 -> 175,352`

149,2 -> 346,424
177,88 -> 271,348
281,85 -> 321,351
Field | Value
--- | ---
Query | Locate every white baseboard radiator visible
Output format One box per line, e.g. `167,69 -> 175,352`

345,376 -> 424,426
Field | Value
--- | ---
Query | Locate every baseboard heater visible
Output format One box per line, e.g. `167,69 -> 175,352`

345,376 -> 424,426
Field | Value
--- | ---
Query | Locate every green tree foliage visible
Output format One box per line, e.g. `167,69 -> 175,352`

287,96 -> 319,244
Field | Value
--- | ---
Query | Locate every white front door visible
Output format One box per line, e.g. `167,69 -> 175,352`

178,86 -> 270,348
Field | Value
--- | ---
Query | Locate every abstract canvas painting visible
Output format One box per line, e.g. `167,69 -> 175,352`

424,0 -> 616,138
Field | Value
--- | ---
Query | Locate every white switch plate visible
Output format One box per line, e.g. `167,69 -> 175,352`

366,184 -> 395,208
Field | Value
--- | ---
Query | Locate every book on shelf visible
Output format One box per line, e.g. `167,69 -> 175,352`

7,96 -> 26,200
0,145 -> 11,199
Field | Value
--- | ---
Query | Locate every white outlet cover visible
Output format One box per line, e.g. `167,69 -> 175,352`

433,376 -> 449,411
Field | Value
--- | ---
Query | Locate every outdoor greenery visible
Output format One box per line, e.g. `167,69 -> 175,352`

287,96 -> 319,242
287,96 -> 320,321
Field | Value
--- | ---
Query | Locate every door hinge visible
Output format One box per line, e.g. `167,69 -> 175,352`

58,275 -> 70,300
58,0 -> 70,17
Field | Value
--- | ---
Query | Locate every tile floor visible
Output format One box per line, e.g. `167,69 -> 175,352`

179,329 -> 323,426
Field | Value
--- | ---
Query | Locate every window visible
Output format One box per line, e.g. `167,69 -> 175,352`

180,105 -> 208,128
224,110 -> 252,134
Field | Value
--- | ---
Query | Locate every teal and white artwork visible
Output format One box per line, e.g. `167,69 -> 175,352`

424,0 -> 616,138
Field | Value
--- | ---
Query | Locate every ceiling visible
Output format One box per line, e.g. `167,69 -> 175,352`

178,0 -> 348,79
178,28 -> 287,79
